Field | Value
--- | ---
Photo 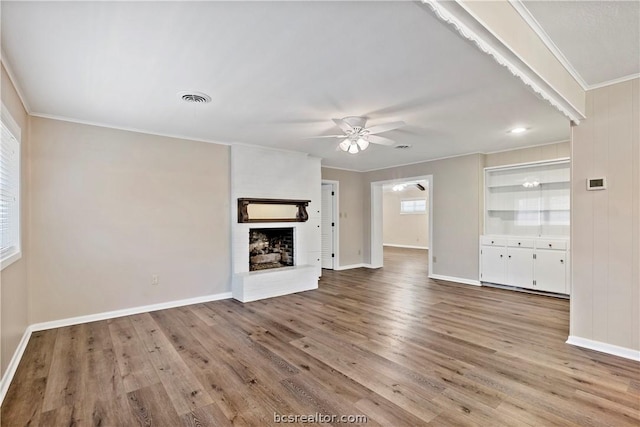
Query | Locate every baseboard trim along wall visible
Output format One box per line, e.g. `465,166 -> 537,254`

383,244 -> 429,250
566,336 -> 640,362
334,263 -> 380,271
0,327 -> 32,405
429,274 -> 482,287
0,291 -> 232,405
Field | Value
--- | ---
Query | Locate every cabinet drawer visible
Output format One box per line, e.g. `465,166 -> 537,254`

507,238 -> 534,248
536,239 -> 567,250
481,236 -> 506,246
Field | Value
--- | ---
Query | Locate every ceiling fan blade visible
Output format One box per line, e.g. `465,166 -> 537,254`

367,135 -> 396,146
365,121 -> 406,135
304,134 -> 346,139
332,118 -> 354,133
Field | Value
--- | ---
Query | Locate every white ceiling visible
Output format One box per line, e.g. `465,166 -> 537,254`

1,1 -> 574,171
521,0 -> 640,88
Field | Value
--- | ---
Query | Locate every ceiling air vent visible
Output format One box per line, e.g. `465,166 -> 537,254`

394,145 -> 411,149
179,91 -> 211,104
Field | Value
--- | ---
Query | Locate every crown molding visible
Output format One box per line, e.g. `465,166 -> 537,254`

508,0 -> 589,91
0,49 -> 32,114
587,73 -> 640,91
30,112 -> 233,146
421,0 -> 584,124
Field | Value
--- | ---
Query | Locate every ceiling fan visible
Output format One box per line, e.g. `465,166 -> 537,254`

310,116 -> 406,154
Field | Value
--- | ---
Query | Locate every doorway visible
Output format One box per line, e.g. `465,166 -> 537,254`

370,175 -> 433,274
321,180 -> 339,270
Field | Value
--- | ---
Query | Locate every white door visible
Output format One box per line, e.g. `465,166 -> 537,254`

321,184 -> 335,269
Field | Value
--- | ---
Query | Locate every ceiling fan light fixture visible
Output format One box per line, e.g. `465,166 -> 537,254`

348,143 -> 359,154
356,138 -> 369,151
339,139 -> 351,152
509,127 -> 527,134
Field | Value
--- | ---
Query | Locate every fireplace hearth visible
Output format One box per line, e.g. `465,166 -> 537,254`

249,228 -> 294,271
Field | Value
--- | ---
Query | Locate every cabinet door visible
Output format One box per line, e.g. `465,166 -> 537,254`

481,246 -> 506,284
535,250 -> 567,294
507,248 -> 534,289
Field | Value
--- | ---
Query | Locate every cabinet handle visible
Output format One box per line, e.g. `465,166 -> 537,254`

518,242 -> 521,246
560,259 -> 564,263
500,254 -> 503,258
508,255 -> 511,258
491,241 -> 494,244
548,244 -> 552,247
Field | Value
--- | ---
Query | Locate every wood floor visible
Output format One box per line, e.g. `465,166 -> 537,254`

2,247 -> 639,426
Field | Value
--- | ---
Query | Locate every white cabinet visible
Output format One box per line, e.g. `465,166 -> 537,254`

507,246 -> 534,289
534,249 -> 567,294
480,236 -> 569,295
481,246 -> 506,284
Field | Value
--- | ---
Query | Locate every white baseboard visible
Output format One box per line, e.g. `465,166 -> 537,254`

0,291 -> 232,406
334,263 -> 367,271
0,327 -> 32,404
334,263 -> 381,271
30,291 -> 232,332
383,244 -> 429,250
566,336 -> 640,362
429,274 -> 482,286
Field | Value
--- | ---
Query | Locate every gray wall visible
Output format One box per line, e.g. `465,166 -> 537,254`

365,154 -> 483,281
28,117 -> 231,324
0,65 -> 30,375
321,168 -> 365,266
571,78 -> 639,352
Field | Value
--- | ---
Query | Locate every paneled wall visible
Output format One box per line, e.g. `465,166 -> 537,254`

570,78 -> 639,354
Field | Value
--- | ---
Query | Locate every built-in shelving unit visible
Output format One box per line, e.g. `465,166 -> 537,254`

481,159 -> 570,296
485,159 -> 570,237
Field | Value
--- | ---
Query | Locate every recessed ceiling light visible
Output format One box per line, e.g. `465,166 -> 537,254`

509,127 -> 528,134
178,91 -> 211,104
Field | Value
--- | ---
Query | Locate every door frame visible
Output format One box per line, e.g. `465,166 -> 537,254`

370,175 -> 433,274
321,180 -> 339,270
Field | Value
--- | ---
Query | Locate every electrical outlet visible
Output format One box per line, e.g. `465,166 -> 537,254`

151,274 -> 159,286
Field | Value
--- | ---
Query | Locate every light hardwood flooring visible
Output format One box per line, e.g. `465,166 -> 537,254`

2,247 -> 639,426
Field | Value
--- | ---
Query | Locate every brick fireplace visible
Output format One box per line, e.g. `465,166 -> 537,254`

249,227 -> 294,271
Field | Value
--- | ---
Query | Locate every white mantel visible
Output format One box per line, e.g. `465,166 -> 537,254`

230,145 -> 321,302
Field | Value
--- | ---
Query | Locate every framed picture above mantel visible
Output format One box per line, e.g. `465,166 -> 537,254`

237,198 -> 311,223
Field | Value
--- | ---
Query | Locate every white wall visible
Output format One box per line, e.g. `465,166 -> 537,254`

570,78 -> 639,355
28,117 -> 231,324
383,187 -> 429,249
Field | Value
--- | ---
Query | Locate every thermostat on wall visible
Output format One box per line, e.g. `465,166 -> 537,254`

587,177 -> 607,191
